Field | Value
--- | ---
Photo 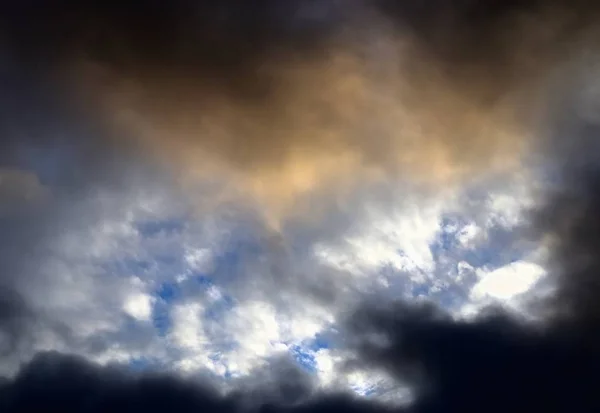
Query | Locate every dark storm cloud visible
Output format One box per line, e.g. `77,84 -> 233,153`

0,0 -> 337,97
0,173 -> 56,362
0,288 -> 35,358
0,351 -> 390,413
229,355 -> 317,407
530,146 -> 600,335
5,0 -> 600,224
0,351 -> 233,412
348,302 -> 600,412
372,0 -> 600,99
341,128 -> 600,412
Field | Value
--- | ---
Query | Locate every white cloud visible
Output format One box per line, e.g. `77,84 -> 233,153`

484,172 -> 538,229
314,199 -> 444,278
229,301 -> 282,359
456,222 -> 480,247
170,301 -> 231,376
170,302 -> 232,376
313,348 -> 344,388
123,293 -> 154,321
166,294 -> 335,379
171,303 -> 207,351
217,300 -> 332,377
471,261 -> 546,301
185,247 -> 214,274
206,285 -> 223,302
285,306 -> 333,342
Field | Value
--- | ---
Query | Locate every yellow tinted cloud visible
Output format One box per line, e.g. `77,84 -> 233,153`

58,1 -> 599,225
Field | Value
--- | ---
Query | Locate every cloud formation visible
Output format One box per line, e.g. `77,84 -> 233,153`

2,161 -> 600,411
2,1 -> 600,412
3,0 -> 600,223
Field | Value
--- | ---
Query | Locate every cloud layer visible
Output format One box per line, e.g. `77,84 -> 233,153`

4,0 -> 600,222
2,1 -> 600,412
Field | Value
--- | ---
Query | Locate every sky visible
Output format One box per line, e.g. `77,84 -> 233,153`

2,1 -> 600,412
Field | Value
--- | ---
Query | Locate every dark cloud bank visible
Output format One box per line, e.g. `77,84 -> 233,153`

3,0 -> 600,220
2,0 -> 600,412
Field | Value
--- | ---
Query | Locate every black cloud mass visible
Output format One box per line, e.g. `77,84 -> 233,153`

2,0 -> 600,412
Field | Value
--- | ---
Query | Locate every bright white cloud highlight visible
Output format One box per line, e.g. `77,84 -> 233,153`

314,200 -> 444,277
123,292 -> 154,321
471,261 -> 546,300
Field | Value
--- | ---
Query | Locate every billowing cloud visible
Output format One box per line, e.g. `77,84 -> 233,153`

3,162 -> 600,411
3,0 -> 600,224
